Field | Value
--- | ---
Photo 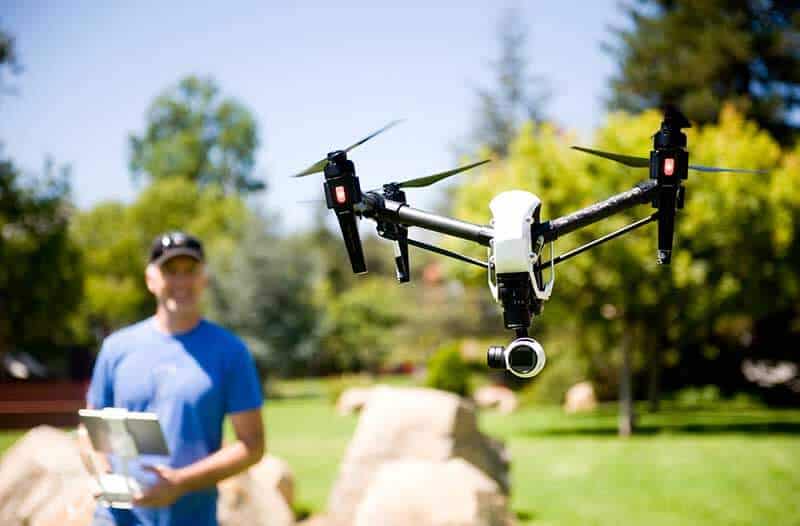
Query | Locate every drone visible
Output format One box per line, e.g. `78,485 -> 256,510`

293,107 -> 765,379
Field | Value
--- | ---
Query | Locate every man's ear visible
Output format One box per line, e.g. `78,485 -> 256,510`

198,263 -> 210,285
145,263 -> 159,294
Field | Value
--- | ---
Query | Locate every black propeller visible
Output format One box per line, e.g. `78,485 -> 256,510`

369,159 -> 491,192
572,105 -> 768,265
292,120 -> 403,178
396,159 -> 490,188
571,146 -> 767,175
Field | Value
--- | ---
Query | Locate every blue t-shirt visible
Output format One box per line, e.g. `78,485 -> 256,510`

87,317 -> 264,526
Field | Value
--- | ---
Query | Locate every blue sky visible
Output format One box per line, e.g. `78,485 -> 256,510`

1,1 -> 627,232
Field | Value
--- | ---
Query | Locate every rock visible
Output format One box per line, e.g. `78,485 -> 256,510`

354,459 -> 515,526
474,386 -> 518,414
0,426 -> 295,526
326,386 -> 510,526
218,454 -> 295,526
335,387 -> 373,416
30,483 -> 95,526
250,454 -> 294,506
0,426 -> 94,526
564,381 -> 597,413
298,514 -> 328,526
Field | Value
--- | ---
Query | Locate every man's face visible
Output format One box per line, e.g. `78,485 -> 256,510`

146,256 -> 207,315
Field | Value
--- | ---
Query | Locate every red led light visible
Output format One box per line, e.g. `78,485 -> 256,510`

664,158 -> 675,176
335,185 -> 347,204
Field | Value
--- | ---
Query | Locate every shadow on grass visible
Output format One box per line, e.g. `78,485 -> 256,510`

523,421 -> 800,436
515,509 -> 536,522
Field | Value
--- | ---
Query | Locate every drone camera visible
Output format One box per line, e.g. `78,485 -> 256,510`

487,337 -> 546,379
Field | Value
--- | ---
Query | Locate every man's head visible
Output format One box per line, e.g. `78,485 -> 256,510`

145,232 -> 208,317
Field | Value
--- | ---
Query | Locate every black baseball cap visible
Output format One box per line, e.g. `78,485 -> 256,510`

148,231 -> 205,266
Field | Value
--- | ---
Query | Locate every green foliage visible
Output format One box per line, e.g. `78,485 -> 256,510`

607,0 -> 800,144
316,277 -> 406,374
471,7 -> 550,156
129,76 -> 263,193
0,159 -> 84,359
206,216 -> 319,377
425,341 -> 472,397
70,177 -> 250,340
675,384 -> 722,407
446,107 -> 796,398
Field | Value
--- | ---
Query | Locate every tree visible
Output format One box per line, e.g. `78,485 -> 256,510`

445,106 -> 797,427
206,216 -> 319,378
471,7 -> 550,156
0,28 -> 21,95
315,277 -> 407,374
70,177 -> 251,341
607,0 -> 800,145
0,159 -> 84,372
129,76 -> 264,193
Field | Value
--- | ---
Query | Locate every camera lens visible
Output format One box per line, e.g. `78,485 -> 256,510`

487,346 -> 505,369
508,344 -> 537,375
504,337 -> 546,378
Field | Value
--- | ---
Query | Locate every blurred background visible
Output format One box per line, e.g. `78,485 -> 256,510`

1,1 -> 799,525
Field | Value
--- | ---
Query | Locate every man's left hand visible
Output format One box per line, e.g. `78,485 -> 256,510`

133,465 -> 186,508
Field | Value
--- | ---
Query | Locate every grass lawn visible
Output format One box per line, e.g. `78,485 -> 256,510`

2,378 -> 799,526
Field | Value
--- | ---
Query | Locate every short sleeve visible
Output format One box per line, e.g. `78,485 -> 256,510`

224,341 -> 264,414
86,342 -> 114,408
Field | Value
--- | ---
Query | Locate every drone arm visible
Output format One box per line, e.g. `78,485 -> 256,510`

360,192 -> 494,246
537,213 -> 658,270
406,237 -> 489,269
534,180 -> 658,243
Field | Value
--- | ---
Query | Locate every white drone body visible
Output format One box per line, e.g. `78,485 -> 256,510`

488,190 -> 554,303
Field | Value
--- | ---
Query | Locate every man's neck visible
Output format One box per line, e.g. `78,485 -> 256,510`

153,308 -> 202,335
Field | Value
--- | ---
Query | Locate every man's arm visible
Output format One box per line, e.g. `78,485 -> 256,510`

134,408 -> 265,507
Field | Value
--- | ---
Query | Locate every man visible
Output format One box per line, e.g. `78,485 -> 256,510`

79,231 -> 265,526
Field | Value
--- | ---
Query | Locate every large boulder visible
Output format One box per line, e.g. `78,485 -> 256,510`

354,459 -> 515,526
473,386 -> 518,414
218,454 -> 295,526
335,387 -> 373,416
564,381 -> 597,413
0,425 -> 94,526
30,483 -> 95,526
0,426 -> 295,526
326,386 -> 510,526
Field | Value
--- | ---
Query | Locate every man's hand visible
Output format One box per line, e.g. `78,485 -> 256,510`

133,465 -> 186,508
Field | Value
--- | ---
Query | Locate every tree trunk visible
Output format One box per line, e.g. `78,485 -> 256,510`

618,326 -> 636,437
647,342 -> 661,413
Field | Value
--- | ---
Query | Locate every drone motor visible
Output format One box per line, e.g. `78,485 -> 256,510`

323,151 -> 367,273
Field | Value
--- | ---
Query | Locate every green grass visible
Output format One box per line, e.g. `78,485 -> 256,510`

480,404 -> 800,526
0,429 -> 24,455
3,380 -> 799,526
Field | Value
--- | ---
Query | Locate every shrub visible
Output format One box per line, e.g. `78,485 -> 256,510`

325,373 -> 373,404
675,384 -> 722,407
426,342 -> 472,397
